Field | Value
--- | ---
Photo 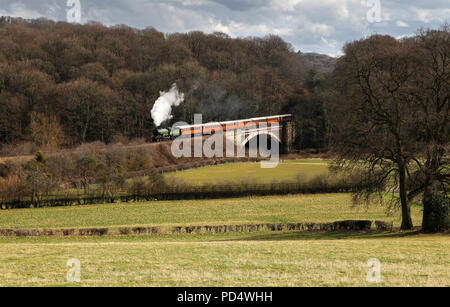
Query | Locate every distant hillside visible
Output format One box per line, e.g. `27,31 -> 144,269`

298,52 -> 337,75
0,17 -> 307,145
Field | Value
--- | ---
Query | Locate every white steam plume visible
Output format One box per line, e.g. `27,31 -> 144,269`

151,83 -> 185,127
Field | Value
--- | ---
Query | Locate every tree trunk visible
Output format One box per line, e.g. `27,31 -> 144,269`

422,184 -> 449,233
399,164 -> 413,230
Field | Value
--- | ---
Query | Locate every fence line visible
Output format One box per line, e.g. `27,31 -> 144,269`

0,181 -> 357,209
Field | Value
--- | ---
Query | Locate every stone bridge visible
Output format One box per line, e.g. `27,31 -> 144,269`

178,114 -> 295,154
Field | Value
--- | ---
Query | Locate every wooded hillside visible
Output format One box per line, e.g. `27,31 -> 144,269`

0,17 -> 327,151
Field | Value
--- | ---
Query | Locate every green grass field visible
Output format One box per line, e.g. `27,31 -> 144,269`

164,159 -> 330,185
0,232 -> 448,287
0,193 -> 446,287
0,194 -> 423,229
0,160 -> 448,287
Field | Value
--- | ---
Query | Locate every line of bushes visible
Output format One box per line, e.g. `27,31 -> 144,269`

0,228 -> 109,237
0,220 -> 394,237
0,172 -> 362,209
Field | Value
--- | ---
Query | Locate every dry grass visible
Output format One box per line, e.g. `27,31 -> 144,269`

0,191 -> 446,287
0,232 -> 448,287
0,194 -> 424,229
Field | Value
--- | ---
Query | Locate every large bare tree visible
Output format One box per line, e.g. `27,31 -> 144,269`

326,27 -> 449,231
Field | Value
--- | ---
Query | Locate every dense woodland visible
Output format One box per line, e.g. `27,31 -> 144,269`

0,17 -> 328,152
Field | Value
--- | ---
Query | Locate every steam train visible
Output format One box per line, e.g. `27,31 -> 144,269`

152,127 -> 181,142
152,114 -> 292,142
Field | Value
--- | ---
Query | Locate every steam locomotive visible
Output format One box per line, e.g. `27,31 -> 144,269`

152,127 -> 181,142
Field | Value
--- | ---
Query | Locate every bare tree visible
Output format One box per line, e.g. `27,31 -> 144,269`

406,26 -> 449,232
30,112 -> 67,149
326,35 -> 419,229
326,28 -> 449,231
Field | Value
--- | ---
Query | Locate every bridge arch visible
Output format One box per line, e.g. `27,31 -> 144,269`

241,131 -> 282,150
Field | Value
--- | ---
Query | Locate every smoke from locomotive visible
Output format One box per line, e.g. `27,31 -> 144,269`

151,83 -> 185,127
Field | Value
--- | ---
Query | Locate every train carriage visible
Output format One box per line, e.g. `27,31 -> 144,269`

153,114 -> 292,141
177,114 -> 292,137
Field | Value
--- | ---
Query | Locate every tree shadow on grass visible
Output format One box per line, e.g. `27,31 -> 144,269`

217,230 -> 425,242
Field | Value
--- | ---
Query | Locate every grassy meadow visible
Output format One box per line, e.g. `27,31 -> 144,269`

0,159 -> 448,287
164,159 -> 330,185
0,194 -> 424,229
0,232 -> 448,287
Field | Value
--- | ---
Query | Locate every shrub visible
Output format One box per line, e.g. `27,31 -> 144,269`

127,171 -> 167,196
22,160 -> 58,203
119,227 -> 131,235
46,154 -> 75,185
0,175 -> 25,202
423,192 -> 449,233
79,228 -> 109,236
125,147 -> 153,171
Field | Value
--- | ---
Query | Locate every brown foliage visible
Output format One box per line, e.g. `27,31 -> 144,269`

30,112 -> 67,149
0,19 -> 309,147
